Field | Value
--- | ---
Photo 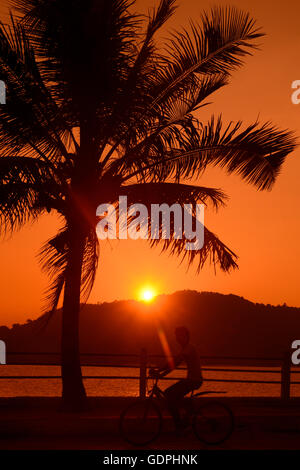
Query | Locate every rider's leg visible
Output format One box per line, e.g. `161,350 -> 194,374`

164,380 -> 197,430
181,379 -> 203,417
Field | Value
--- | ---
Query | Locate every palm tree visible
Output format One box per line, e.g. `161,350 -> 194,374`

0,0 -> 296,409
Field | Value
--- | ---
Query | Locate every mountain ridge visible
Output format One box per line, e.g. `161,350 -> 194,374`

0,290 -> 298,359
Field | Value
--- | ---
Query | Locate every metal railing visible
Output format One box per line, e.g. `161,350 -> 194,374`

0,349 -> 298,399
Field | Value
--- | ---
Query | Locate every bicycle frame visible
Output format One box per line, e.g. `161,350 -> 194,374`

147,376 -> 227,401
147,377 -> 165,399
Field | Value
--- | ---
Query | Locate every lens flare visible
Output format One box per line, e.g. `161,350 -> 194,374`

156,321 -> 175,370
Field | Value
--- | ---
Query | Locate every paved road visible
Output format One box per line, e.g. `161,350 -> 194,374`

1,418 -> 300,450
1,397 -> 300,449
0,428 -> 300,450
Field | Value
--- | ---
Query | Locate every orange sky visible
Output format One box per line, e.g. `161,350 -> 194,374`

0,0 -> 300,326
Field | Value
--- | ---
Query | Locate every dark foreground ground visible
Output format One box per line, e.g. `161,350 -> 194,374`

1,397 -> 300,450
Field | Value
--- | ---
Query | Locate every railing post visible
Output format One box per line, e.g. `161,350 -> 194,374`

139,348 -> 147,398
281,352 -> 291,400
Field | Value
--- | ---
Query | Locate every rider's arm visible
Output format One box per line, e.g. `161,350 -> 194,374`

157,353 -> 183,376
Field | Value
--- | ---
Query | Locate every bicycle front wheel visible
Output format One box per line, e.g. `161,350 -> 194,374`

119,399 -> 162,446
193,401 -> 234,445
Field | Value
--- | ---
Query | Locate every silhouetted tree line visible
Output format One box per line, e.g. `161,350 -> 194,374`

1,291 -> 298,362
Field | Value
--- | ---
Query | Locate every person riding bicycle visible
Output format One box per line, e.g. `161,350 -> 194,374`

149,326 -> 203,433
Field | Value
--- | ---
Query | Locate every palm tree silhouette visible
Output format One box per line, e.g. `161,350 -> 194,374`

0,0 -> 296,409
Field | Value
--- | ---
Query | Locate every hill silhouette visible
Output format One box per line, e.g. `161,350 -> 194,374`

0,291 -> 298,362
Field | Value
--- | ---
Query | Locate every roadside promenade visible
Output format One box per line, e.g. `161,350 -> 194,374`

1,397 -> 300,449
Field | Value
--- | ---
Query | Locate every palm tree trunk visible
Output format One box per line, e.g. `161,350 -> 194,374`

60,107 -> 95,410
61,227 -> 87,411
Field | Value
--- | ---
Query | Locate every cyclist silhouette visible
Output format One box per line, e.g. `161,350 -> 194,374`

150,326 -> 203,433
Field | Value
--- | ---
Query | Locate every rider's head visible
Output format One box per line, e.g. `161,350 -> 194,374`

175,326 -> 190,347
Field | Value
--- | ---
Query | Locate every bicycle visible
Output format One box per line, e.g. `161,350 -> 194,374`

119,374 -> 234,446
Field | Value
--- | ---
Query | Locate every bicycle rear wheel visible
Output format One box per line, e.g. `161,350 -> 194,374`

192,401 -> 234,445
119,399 -> 162,446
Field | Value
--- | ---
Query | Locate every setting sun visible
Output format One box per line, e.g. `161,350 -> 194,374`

139,287 -> 156,303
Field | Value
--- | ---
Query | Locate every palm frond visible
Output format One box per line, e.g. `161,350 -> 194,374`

80,230 -> 99,303
0,18 -> 71,162
149,6 -> 263,110
39,226 -> 68,315
114,192 -> 237,273
98,0 -> 178,157
105,5 -> 263,164
122,116 -> 297,191
39,225 -> 99,315
106,73 -> 228,176
154,224 -> 238,274
146,0 -> 177,36
120,182 -> 227,210
0,156 -> 65,233
13,0 -> 142,117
